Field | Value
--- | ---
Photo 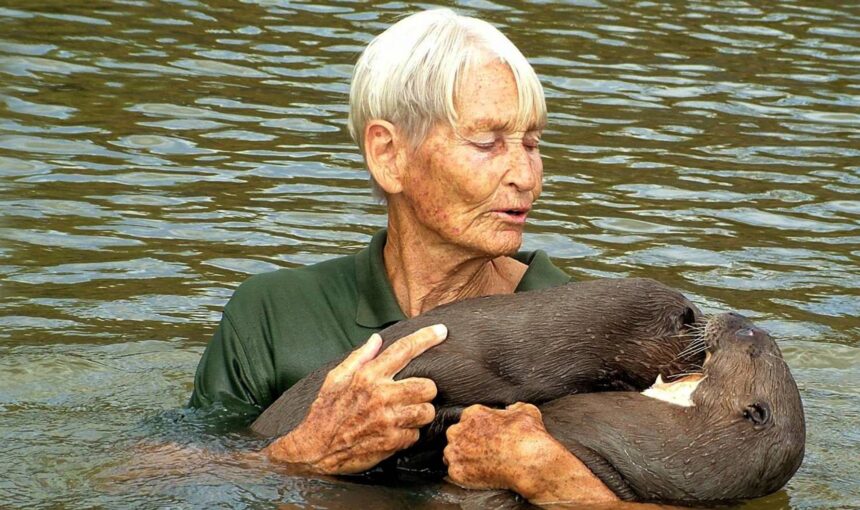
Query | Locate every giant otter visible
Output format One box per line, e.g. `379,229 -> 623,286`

538,311 -> 805,504
251,278 -> 705,438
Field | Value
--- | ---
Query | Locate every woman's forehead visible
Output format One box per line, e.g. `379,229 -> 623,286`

456,115 -> 544,134
451,57 -> 545,133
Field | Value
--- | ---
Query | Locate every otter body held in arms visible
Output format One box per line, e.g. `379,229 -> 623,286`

251,279 -> 805,504
252,278 -> 704,442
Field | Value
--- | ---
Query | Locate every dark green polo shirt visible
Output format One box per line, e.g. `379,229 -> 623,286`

189,229 -> 570,421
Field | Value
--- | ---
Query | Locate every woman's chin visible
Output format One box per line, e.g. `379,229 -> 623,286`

469,232 -> 524,257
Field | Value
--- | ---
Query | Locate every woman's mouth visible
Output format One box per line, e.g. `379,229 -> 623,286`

492,208 -> 530,224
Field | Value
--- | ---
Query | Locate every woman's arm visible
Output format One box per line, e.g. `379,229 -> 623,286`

443,403 -> 618,507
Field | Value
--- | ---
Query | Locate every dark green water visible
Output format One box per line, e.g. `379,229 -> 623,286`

0,0 -> 858,508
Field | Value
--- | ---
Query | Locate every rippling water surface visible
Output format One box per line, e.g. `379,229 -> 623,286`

1,0 -> 858,508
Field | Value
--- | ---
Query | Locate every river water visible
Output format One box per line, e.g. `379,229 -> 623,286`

0,0 -> 857,508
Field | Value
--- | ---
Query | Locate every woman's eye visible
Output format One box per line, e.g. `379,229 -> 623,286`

473,140 -> 498,150
470,136 -> 539,152
524,139 -> 540,151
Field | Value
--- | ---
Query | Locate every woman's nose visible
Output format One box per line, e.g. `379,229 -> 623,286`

503,143 -> 540,191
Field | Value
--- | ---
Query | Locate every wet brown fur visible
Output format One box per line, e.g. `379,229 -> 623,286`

251,278 -> 704,452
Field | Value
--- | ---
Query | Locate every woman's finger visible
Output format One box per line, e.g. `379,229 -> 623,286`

329,333 -> 383,380
367,324 -> 447,377
397,402 -> 436,427
394,377 -> 438,403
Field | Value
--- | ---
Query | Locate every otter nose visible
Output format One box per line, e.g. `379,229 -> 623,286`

722,312 -> 769,343
735,326 -> 769,342
723,311 -> 752,331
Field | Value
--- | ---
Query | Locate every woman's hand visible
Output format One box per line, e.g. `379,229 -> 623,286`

444,402 -> 618,506
264,324 -> 447,474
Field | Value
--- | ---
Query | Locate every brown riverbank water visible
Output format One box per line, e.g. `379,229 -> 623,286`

0,1 -> 857,507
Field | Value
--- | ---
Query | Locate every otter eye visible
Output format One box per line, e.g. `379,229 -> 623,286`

743,402 -> 772,428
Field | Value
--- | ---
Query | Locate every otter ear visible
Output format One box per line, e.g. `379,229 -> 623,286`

679,306 -> 698,328
744,402 -> 772,428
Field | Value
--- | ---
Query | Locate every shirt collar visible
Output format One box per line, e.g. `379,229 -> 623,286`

355,229 -> 571,328
513,249 -> 571,292
355,229 -> 407,328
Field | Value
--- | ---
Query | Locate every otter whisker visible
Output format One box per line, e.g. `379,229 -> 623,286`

666,370 -> 704,380
677,349 -> 708,361
676,348 -> 701,358
677,347 -> 705,358
676,340 -> 708,360
761,352 -> 790,371
680,338 -> 706,349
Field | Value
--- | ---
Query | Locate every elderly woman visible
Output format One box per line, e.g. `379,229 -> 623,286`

190,8 -> 617,506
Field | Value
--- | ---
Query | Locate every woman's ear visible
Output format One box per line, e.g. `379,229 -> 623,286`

364,120 -> 403,195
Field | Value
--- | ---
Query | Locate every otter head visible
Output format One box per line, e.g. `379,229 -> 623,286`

592,278 -> 707,389
688,312 -> 806,500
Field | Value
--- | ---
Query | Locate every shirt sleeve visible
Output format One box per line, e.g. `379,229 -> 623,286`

188,311 -> 267,420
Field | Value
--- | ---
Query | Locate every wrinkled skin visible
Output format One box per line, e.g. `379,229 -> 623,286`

379,55 -> 545,263
445,403 -> 551,491
263,325 -> 446,474
444,403 -> 618,504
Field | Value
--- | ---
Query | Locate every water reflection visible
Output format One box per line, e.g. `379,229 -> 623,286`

0,0 -> 858,508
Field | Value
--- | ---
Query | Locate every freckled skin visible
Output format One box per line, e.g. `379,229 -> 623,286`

445,403 -> 618,505
395,56 -> 543,258
263,326 -> 446,475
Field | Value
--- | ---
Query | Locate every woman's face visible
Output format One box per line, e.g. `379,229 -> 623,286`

397,57 -> 543,257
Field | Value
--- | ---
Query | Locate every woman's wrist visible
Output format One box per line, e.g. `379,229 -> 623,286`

265,434 -> 298,463
508,434 -> 569,500
511,435 -> 617,506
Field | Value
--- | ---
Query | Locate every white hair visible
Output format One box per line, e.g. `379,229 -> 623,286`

347,8 -> 547,199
